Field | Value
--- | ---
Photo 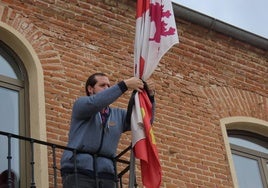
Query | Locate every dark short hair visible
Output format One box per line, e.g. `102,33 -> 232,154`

85,73 -> 107,96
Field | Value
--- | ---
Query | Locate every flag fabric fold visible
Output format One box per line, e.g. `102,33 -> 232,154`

131,0 -> 179,187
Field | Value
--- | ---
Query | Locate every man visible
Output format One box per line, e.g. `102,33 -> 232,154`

60,73 -> 155,188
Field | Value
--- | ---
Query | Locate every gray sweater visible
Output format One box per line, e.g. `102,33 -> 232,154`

60,82 -> 130,175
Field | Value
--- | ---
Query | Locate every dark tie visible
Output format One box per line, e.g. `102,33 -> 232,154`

100,108 -> 109,125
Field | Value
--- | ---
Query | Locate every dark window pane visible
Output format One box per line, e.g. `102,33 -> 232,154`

0,87 -> 20,186
229,136 -> 268,154
0,55 -> 17,79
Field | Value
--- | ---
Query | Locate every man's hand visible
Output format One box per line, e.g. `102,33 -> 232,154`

124,77 -> 155,95
124,77 -> 144,92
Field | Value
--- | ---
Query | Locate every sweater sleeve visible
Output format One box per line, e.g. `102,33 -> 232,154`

72,82 -> 128,119
117,81 -> 128,93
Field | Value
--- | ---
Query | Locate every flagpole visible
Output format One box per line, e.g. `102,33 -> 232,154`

128,145 -> 136,188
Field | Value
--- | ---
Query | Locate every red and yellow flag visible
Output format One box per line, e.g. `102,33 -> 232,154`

131,0 -> 179,187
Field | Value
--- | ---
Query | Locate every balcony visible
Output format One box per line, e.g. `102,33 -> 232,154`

0,130 -> 137,188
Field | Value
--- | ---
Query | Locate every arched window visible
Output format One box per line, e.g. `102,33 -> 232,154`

0,40 -> 29,187
228,130 -> 268,188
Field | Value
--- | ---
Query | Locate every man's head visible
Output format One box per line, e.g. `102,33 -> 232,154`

85,73 -> 110,96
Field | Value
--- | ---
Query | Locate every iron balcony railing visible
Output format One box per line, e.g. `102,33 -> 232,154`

0,130 -> 137,188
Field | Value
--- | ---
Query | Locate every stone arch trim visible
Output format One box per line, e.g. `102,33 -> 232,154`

219,117 -> 268,188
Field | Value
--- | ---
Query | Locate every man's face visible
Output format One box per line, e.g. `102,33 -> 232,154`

88,75 -> 110,95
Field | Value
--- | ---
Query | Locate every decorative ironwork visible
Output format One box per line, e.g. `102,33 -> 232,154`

0,131 -> 136,188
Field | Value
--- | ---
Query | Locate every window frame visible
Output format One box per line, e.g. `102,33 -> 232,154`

0,23 -> 49,187
220,117 -> 268,188
231,145 -> 268,185
0,41 -> 30,187
228,130 -> 268,188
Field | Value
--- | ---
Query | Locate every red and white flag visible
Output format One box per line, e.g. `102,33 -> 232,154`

131,0 -> 179,187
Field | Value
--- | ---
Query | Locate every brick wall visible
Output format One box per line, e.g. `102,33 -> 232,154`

1,0 -> 267,187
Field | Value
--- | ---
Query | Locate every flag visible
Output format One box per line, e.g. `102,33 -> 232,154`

131,0 -> 179,187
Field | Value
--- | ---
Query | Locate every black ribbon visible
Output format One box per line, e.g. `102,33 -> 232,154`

125,80 -> 153,126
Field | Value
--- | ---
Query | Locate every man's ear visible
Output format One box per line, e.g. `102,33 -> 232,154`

87,85 -> 93,95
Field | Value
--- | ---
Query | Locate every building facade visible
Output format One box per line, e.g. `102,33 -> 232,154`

0,0 -> 267,187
